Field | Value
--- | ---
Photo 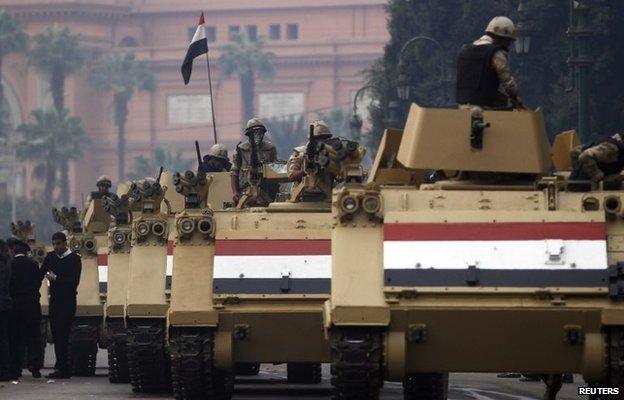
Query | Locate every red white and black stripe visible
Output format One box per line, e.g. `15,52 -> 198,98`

181,13 -> 208,85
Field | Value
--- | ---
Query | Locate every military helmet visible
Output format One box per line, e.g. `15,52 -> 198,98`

312,120 -> 332,139
246,117 -> 266,130
485,16 -> 516,41
612,133 -> 624,142
97,175 -> 112,188
208,144 -> 229,160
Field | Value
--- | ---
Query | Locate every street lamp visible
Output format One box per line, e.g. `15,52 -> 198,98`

396,35 -> 446,104
514,0 -> 531,54
350,85 -> 381,141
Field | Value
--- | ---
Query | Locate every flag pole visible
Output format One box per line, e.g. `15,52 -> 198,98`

206,53 -> 218,144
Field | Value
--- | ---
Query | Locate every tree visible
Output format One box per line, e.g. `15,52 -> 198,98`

28,25 -> 87,203
0,9 -> 28,138
129,147 -> 193,180
220,32 -> 276,124
16,108 -> 89,203
89,51 -> 156,181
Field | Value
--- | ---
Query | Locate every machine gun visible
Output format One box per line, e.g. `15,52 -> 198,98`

290,126 -> 366,202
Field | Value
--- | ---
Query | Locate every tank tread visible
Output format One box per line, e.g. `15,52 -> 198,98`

608,326 -> 624,387
127,320 -> 172,393
287,363 -> 322,384
107,319 -> 130,384
330,327 -> 382,400
169,328 -> 233,400
403,373 -> 449,400
235,363 -> 260,376
68,319 -> 99,377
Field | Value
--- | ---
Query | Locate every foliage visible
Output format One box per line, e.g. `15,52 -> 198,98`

89,51 -> 156,180
129,147 -> 194,180
16,108 -> 89,204
220,32 -> 276,123
0,194 -> 58,243
366,0 -> 624,151
0,9 -> 28,138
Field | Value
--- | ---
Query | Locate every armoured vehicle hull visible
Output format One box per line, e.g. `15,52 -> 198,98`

325,104 -> 624,399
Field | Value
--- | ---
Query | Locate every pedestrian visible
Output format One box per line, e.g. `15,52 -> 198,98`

7,238 -> 44,379
0,240 -> 11,382
41,232 -> 82,379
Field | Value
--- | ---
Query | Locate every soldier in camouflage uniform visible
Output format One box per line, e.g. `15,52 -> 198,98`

287,120 -> 333,182
457,16 -> 524,116
570,133 -> 624,184
230,118 -> 277,204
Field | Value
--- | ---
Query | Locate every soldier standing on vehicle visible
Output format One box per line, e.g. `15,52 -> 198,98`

41,232 -> 82,379
570,133 -> 624,185
202,144 -> 232,173
230,118 -> 277,204
6,238 -> 43,379
0,240 -> 11,382
456,16 -> 524,112
287,120 -> 333,182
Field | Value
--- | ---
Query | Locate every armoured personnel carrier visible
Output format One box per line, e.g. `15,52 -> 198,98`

10,220 -> 49,372
52,200 -> 110,376
167,131 -> 366,398
123,171 -> 183,393
324,104 -> 624,400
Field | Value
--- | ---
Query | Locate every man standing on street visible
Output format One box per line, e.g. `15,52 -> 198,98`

7,238 -> 44,380
0,240 -> 11,382
41,232 -> 82,379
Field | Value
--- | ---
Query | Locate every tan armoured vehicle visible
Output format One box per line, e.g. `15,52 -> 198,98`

10,220 -> 49,371
123,172 -> 183,393
324,104 -> 624,400
101,181 -> 137,383
52,201 -> 110,376
167,132 -> 366,399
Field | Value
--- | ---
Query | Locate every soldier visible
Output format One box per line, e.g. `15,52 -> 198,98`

85,175 -> 112,206
6,238 -> 43,379
570,132 -> 624,185
0,240 -> 10,381
230,117 -> 278,203
287,120 -> 332,182
202,144 -> 232,173
456,16 -> 524,113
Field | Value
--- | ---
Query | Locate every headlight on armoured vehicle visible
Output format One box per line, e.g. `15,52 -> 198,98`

113,231 -> 126,245
137,222 -> 150,237
152,221 -> 167,237
83,239 -> 96,253
69,239 -> 82,251
178,218 -> 195,234
340,195 -> 359,214
197,217 -> 215,236
362,195 -> 381,214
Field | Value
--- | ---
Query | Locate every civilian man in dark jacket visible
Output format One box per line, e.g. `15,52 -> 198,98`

41,232 -> 82,379
0,240 -> 11,381
7,238 -> 44,379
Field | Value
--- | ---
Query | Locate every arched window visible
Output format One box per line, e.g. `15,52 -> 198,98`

119,36 -> 139,48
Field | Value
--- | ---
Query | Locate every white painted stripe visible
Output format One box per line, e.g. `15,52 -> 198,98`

98,265 -> 108,283
384,240 -> 607,270
214,255 -> 331,279
166,255 -> 173,276
191,24 -> 206,44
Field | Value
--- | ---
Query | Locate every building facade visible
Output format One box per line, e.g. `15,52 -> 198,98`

0,0 -> 387,203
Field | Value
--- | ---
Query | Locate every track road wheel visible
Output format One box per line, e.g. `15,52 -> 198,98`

170,328 -> 233,400
403,373 -> 449,400
287,363 -> 322,384
330,327 -> 382,400
587,326 -> 624,400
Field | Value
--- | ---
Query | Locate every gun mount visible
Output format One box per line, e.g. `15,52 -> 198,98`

52,206 -> 82,233
173,170 -> 213,209
10,220 -> 35,242
128,178 -> 169,215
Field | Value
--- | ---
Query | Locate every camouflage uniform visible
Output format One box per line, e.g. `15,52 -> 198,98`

571,134 -> 624,182
231,141 -> 277,189
286,145 -> 307,180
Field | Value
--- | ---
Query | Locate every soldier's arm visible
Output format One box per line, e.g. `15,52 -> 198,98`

492,50 -> 518,99
578,142 -> 620,182
287,152 -> 304,181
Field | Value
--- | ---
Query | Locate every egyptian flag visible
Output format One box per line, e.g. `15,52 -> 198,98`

181,13 -> 208,85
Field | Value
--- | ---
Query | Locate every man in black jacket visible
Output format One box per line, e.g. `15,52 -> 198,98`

41,232 -> 82,379
7,238 -> 44,379
0,240 -> 11,381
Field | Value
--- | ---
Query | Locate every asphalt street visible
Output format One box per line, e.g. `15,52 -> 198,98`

0,346 -> 587,400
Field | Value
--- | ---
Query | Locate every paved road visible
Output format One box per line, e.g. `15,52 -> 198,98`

0,347 -> 586,400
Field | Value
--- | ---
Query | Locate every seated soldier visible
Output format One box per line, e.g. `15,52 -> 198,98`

569,132 -> 624,187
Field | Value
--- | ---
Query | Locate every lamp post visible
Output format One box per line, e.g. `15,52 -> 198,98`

396,35 -> 446,106
349,85 -> 382,141
567,0 -> 594,142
